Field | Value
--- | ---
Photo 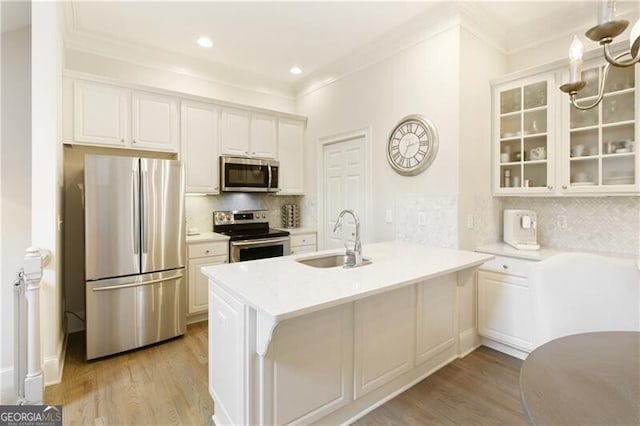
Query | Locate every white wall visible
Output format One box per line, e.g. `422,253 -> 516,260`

0,25 -> 31,404
297,15 -> 464,248
31,1 -> 65,385
457,25 -> 507,250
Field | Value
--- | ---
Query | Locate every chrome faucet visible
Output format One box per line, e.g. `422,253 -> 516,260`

333,209 -> 362,267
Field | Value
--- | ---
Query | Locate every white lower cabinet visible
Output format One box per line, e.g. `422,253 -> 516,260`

289,231 -> 317,255
477,256 -> 535,354
187,241 -> 228,316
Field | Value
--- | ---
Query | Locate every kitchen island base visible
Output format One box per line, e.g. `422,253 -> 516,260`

208,265 -> 482,425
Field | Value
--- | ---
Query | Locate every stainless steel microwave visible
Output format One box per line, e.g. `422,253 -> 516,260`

220,156 -> 280,193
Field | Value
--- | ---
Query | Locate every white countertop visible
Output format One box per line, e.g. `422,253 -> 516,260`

476,242 -> 639,264
274,227 -> 317,235
186,232 -> 229,243
475,243 -> 565,261
202,241 -> 493,322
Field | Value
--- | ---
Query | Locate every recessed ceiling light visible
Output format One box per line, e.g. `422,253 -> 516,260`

290,66 -> 302,75
197,37 -> 213,48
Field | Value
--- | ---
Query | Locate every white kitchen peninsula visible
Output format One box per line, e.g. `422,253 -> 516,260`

202,241 -> 493,425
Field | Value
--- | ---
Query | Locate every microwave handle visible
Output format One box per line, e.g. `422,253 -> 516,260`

268,164 -> 272,190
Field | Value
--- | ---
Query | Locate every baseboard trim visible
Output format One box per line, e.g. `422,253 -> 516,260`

187,312 -> 208,325
44,332 -> 68,386
481,337 -> 529,360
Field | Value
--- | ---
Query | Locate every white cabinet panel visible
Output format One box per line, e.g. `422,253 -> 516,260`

221,108 -> 251,156
278,118 -> 305,194
74,81 -> 129,147
209,285 -> 247,426
415,275 -> 456,365
188,241 -> 228,315
188,256 -> 226,314
353,286 -> 414,399
132,91 -> 179,152
271,305 -> 352,425
289,231 -> 317,255
181,101 -> 220,193
478,270 -> 533,351
250,114 -> 277,158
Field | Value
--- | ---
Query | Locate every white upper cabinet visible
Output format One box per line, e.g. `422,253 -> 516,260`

493,73 -> 556,195
181,101 -> 220,193
278,118 -> 305,195
250,113 -> 278,158
221,108 -> 251,156
492,55 -> 639,196
74,81 -> 129,147
131,91 -> 179,151
221,108 -> 277,159
72,80 -> 179,152
559,60 -> 638,194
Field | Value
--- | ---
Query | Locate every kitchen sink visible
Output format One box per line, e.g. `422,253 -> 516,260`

296,253 -> 372,269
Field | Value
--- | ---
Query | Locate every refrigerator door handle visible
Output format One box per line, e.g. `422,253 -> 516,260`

140,166 -> 147,254
132,169 -> 140,255
91,274 -> 184,292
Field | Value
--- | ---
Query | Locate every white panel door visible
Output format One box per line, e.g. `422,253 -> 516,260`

353,286 -> 414,399
221,108 -> 251,156
322,136 -> 365,250
74,80 -> 129,147
415,275 -> 457,365
250,113 -> 277,158
132,91 -> 179,152
278,118 -> 305,194
181,101 -> 220,193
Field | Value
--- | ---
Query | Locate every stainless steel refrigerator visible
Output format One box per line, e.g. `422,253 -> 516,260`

84,155 -> 185,359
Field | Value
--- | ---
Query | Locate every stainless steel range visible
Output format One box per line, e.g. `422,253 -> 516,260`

213,210 -> 290,262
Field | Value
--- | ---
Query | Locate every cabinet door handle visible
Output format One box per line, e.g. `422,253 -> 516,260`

205,250 -> 210,254
562,185 -> 568,189
132,139 -> 137,144
120,138 -> 125,143
547,185 -> 553,190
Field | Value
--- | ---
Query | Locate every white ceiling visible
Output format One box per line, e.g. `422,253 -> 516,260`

65,1 -> 639,86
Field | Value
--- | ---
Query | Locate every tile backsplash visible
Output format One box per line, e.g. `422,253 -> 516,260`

186,193 -> 303,232
395,194 -> 458,248
501,197 -> 640,256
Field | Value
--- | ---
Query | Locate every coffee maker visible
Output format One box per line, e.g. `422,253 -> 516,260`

503,209 -> 540,250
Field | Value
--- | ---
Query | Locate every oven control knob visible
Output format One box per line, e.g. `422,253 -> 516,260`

226,214 -> 232,222
261,213 -> 266,219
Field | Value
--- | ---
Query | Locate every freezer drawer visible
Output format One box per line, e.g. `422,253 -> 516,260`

85,269 -> 186,360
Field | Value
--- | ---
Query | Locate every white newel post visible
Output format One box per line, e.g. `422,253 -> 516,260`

22,247 -> 47,405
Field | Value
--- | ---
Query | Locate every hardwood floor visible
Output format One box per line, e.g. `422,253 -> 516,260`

45,322 -> 212,426
354,347 -> 526,425
46,323 -> 525,425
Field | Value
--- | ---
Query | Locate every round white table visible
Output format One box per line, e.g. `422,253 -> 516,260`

520,331 -> 640,425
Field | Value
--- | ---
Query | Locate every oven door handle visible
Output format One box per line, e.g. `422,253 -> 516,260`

231,237 -> 290,248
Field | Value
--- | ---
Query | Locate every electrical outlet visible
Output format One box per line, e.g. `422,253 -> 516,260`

418,211 -> 426,226
557,214 -> 567,229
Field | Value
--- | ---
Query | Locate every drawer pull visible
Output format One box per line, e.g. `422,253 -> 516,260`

205,250 -> 210,254
502,264 -> 508,270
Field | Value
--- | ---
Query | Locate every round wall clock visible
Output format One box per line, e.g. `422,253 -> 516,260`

386,114 -> 439,176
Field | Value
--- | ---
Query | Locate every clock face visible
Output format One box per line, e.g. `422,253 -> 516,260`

387,115 -> 438,176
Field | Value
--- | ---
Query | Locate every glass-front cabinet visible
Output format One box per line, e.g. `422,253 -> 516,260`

493,74 -> 555,194
492,54 -> 638,196
562,60 -> 637,193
